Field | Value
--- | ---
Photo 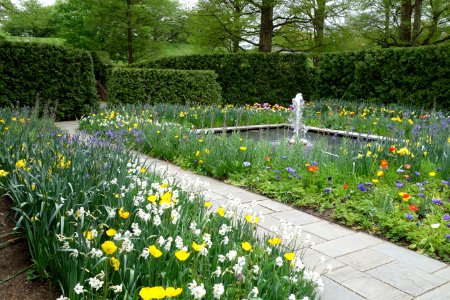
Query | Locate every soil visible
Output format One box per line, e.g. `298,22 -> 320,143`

0,197 -> 60,300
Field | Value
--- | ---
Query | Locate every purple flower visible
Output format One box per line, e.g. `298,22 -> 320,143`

419,187 -> 425,191
312,161 -> 318,166
441,180 -> 449,185
282,155 -> 287,160
432,199 -> 444,205
323,188 -> 332,193
418,193 -> 425,197
286,167 -> 296,173
358,184 -> 367,192
445,234 -> 450,239
443,214 -> 450,221
436,167 -> 442,171
274,169 -> 280,173
243,161 -> 251,167
405,213 -> 413,220
415,171 -> 421,176
397,168 -> 405,173
395,181 -> 404,188
364,182 -> 372,187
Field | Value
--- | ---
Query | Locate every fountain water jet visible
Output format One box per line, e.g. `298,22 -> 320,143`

289,93 -> 309,146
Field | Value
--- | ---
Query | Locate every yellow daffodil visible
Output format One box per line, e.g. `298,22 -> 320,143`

106,228 -> 117,237
147,195 -> 157,202
175,250 -> 190,261
204,148 -> 210,154
240,146 -> 247,151
139,286 -> 166,300
0,169 -> 9,177
429,171 -> 436,177
140,167 -> 146,173
149,245 -> 163,258
118,207 -> 130,219
284,252 -> 295,261
83,230 -> 93,240
245,215 -> 259,224
204,201 -> 211,208
110,257 -> 120,271
242,242 -> 252,252
165,287 -> 182,298
268,237 -> 282,245
192,242 -> 205,252
217,207 -> 225,217
101,241 -> 118,254
159,192 -> 172,205
377,170 -> 384,177
15,159 -> 26,169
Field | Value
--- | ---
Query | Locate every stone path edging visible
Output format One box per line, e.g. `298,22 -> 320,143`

56,121 -> 449,300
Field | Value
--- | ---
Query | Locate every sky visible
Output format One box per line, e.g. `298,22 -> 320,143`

14,0 -> 198,9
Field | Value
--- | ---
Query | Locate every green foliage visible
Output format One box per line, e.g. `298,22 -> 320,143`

90,51 -> 114,86
314,44 -> 450,109
108,67 -> 222,105
135,53 -> 313,105
0,41 -> 98,120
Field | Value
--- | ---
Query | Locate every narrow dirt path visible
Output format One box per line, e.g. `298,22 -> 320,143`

0,197 -> 60,300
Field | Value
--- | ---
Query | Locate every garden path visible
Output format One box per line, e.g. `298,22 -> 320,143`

56,121 -> 450,300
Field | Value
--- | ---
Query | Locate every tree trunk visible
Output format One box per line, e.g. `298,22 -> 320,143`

313,0 -> 326,51
126,0 -> 133,64
232,1 -> 242,53
383,0 -> 391,47
258,0 -> 273,52
399,0 -> 412,44
412,0 -> 422,46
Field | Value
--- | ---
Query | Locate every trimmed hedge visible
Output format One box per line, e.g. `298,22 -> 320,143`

107,68 -> 222,105
314,45 -> 450,109
0,41 -> 98,120
134,53 -> 313,106
91,51 -> 114,86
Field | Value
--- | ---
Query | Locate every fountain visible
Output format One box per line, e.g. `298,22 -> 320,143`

289,93 -> 310,146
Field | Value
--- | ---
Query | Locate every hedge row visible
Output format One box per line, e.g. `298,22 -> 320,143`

0,41 -> 98,120
91,51 -> 114,86
107,68 -> 222,105
314,44 -> 450,109
134,53 -> 313,106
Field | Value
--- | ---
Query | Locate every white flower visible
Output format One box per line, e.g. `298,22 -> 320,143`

200,247 -> 209,256
140,248 -> 149,259
158,236 -> 165,246
213,266 -> 222,277
194,229 -> 201,236
74,283 -> 84,294
226,250 -> 237,261
131,223 -> 142,236
253,265 -> 259,274
213,283 -> 225,299
218,255 -> 226,263
222,236 -> 229,245
175,236 -> 184,249
188,280 -> 206,299
251,287 -> 259,297
275,256 -> 283,267
430,223 -> 440,229
88,277 -> 104,290
56,296 -> 69,300
288,294 -> 296,300
110,284 -> 123,293
266,247 -> 272,255
70,249 -> 79,258
89,248 -> 103,258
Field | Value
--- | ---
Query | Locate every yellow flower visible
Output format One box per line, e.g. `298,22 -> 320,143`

377,170 -> 384,177
165,287 -> 182,298
119,207 -> 130,219
195,150 -> 200,157
284,252 -> 295,261
11,117 -> 17,121
217,207 -> 225,217
423,151 -> 428,157
149,245 -> 163,258
366,151 -> 372,157
429,171 -> 436,177
372,179 -> 379,183
83,230 -> 93,240
15,159 -> 26,169
175,250 -> 190,261
139,286 -> 166,300
242,242 -> 252,252
192,241 -> 205,252
204,201 -> 211,208
0,169 -> 9,177
31,183 -> 36,190
140,167 -> 147,174
159,192 -> 172,205
198,160 -> 204,164
397,147 -> 410,156
268,237 -> 282,245
245,215 -> 259,224
147,195 -> 157,202
408,119 -> 414,125
240,146 -> 247,151
106,228 -> 117,237
101,241 -> 118,254
110,257 -> 120,271
161,183 -> 169,188
204,148 -> 210,154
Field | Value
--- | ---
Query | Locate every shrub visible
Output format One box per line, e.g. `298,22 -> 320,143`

0,41 -> 98,120
134,53 -> 313,105
91,51 -> 114,86
314,45 -> 450,109
107,67 -> 222,105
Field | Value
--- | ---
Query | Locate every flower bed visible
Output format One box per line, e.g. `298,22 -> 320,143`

79,102 -> 450,262
0,107 -> 322,299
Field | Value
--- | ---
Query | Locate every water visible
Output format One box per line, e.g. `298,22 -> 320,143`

290,93 -> 308,141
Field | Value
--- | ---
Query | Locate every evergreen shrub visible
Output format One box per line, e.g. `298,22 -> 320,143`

108,68 -> 222,105
0,41 -> 98,120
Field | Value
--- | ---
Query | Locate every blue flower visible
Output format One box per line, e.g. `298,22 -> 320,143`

418,193 -> 425,197
405,213 -> 413,220
286,167 -> 295,173
415,171 -> 421,176
445,234 -> 450,239
274,169 -> 280,173
441,180 -> 449,185
243,161 -> 251,167
432,199 -> 444,205
443,214 -> 450,221
282,155 -> 287,160
395,180 -> 404,188
323,188 -> 332,193
357,184 -> 367,192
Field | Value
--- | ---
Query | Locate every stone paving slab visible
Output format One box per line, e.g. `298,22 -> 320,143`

313,233 -> 383,258
318,277 -> 365,300
414,282 -> 450,300
433,267 -> 450,281
369,242 -> 447,273
328,266 -> 413,300
336,248 -> 394,272
271,210 -> 321,225
366,261 -> 446,297
302,220 -> 355,241
300,248 -> 346,274
257,199 -> 293,212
